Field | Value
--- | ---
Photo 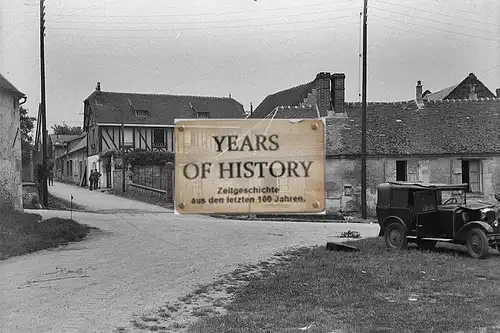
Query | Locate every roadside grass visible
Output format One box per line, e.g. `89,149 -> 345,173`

107,189 -> 173,210
0,210 -> 93,260
188,238 -> 500,333
48,193 -> 87,211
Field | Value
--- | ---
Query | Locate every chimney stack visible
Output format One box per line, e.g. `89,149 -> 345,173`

416,80 -> 423,105
96,82 -> 101,91
331,73 -> 345,114
314,72 -> 331,117
250,102 -> 253,117
496,88 -> 500,98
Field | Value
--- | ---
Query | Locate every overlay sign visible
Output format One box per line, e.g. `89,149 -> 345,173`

174,118 -> 325,214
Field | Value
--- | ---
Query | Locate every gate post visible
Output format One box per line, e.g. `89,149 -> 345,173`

165,162 -> 174,204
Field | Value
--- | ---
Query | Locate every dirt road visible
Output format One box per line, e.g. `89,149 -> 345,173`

0,208 -> 379,333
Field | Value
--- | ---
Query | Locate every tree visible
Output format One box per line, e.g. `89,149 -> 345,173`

51,122 -> 83,135
20,106 -> 36,144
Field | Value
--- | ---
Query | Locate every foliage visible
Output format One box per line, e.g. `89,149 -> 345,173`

113,149 -> 175,166
51,122 -> 83,135
20,106 -> 36,143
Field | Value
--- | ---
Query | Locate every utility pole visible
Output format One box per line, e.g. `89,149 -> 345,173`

40,0 -> 48,207
361,0 -> 368,219
121,107 -> 126,192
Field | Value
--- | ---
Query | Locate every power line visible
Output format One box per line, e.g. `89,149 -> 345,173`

47,14 -> 358,32
45,0 -> 356,18
46,6 -> 360,25
372,17 -> 494,47
374,0 -> 500,27
48,20 -> 359,39
370,6 -> 500,36
370,13 -> 500,42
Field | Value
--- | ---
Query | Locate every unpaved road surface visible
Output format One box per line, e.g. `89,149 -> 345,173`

0,209 -> 379,333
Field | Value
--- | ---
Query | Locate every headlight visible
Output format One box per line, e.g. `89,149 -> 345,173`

481,208 -> 497,223
493,219 -> 500,228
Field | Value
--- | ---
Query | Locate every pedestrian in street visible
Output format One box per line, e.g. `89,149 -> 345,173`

94,169 -> 102,189
48,169 -> 54,186
89,170 -> 95,191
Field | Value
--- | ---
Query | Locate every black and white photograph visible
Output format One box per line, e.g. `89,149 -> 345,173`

1,0 -> 500,332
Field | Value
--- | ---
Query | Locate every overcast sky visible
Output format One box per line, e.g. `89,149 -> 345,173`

1,0 -> 499,130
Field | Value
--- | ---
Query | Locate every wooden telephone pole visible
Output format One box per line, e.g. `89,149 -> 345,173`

40,0 -> 48,207
121,107 -> 126,193
361,0 -> 368,219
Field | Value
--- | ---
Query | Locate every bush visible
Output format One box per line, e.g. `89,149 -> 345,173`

113,149 -> 175,166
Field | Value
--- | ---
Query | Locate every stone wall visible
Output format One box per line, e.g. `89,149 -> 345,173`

0,89 -> 22,211
325,155 -> 500,217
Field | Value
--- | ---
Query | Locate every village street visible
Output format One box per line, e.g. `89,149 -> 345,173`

0,183 -> 380,332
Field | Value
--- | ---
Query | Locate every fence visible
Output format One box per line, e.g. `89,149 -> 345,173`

132,165 -> 166,190
127,164 -> 175,203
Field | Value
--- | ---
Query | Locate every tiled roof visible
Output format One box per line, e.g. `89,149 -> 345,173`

0,73 -> 25,97
64,137 -> 87,155
49,134 -> 84,145
423,84 -> 458,101
85,91 -> 246,125
326,98 -> 500,156
251,81 -> 315,119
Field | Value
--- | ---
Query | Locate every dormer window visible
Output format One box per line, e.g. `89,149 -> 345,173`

197,111 -> 209,118
135,110 -> 148,117
95,99 -> 103,106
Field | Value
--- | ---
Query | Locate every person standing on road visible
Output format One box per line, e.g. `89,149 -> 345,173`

48,169 -> 54,186
89,170 -> 95,191
94,169 -> 102,190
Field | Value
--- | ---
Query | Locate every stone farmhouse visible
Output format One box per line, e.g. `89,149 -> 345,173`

252,72 -> 500,216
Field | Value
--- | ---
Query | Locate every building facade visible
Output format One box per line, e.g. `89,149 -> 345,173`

83,82 -> 247,190
253,72 -> 500,216
0,73 -> 27,211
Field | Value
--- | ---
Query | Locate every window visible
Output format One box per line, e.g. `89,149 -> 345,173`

396,160 -> 407,181
462,160 -> 481,192
391,189 -> 408,208
153,129 -> 165,147
135,110 -> 148,117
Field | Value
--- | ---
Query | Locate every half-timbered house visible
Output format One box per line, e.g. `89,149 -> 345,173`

82,82 -> 246,189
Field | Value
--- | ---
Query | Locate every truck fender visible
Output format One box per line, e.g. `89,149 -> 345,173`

455,221 -> 494,240
379,216 -> 408,237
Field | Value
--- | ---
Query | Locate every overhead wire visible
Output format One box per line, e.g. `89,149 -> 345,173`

370,13 -> 500,42
374,0 -> 500,27
369,6 -> 500,36
46,6 -> 360,25
44,0 -> 356,18
46,14 -> 359,32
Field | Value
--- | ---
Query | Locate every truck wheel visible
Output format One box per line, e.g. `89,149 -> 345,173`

417,240 -> 437,251
384,222 -> 408,250
466,228 -> 490,259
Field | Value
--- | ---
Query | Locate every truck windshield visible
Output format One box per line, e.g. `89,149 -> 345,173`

437,189 -> 466,205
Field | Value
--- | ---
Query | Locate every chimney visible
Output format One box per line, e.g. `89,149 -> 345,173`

496,88 -> 500,98
250,102 -> 253,117
416,80 -> 423,105
315,72 -> 331,117
331,73 -> 345,114
95,82 -> 101,91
